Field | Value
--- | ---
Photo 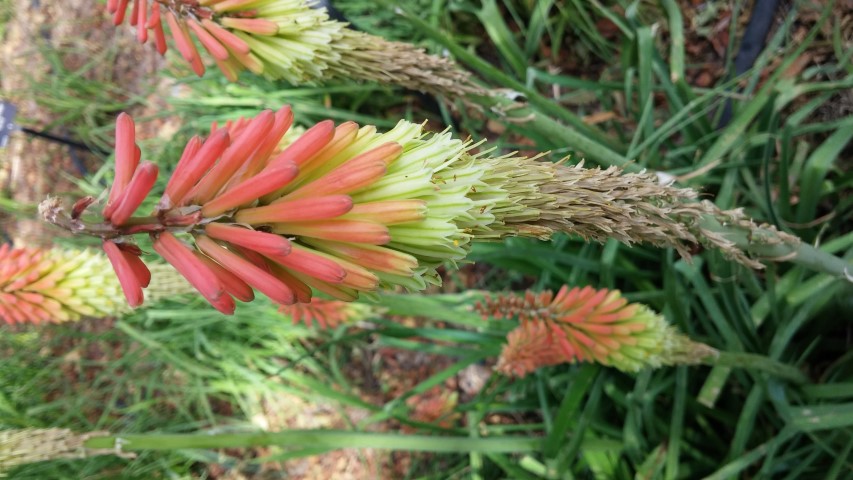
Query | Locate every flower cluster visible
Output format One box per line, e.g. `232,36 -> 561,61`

0,243 -> 195,325
0,244 -> 127,324
107,0 -> 483,96
46,108 -> 509,313
107,0 -> 282,80
279,297 -> 376,329
43,106 -> 796,314
477,286 -> 680,376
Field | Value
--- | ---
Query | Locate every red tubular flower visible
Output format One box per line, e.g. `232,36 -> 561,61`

109,162 -> 159,226
234,195 -> 353,224
106,112 -> 137,208
152,232 -> 231,314
204,223 -> 291,257
162,128 -> 230,208
194,251 -> 255,302
103,240 -> 144,307
201,161 -> 298,217
194,235 -> 294,305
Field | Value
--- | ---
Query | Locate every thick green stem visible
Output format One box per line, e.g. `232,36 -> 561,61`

81,429 -> 574,453
699,215 -> 853,282
707,352 -> 809,385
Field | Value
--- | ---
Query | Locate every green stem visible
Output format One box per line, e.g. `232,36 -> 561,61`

699,215 -> 853,282
708,352 -> 809,385
81,429 -> 594,454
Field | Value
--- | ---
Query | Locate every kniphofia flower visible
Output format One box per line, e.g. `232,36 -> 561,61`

41,107 -> 808,314
0,244 -> 190,324
107,0 -> 484,97
478,286 -> 693,376
279,297 -> 376,329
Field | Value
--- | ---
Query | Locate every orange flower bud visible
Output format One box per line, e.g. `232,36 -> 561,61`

195,235 -> 295,305
103,240 -> 144,307
109,162 -> 159,226
234,195 -> 353,225
204,223 -> 291,257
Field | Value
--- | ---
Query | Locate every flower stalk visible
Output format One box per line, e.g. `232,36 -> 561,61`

1,427 -> 563,473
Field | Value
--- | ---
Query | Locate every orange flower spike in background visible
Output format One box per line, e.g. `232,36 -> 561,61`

280,298 -> 377,329
0,245 -> 133,324
479,286 -> 681,375
496,321 -> 569,378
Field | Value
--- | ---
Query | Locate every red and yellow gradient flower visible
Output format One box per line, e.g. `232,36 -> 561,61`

41,106 -> 805,314
106,0 -> 483,96
279,297 -> 375,329
44,107 -> 502,313
0,244 -> 195,325
478,286 -> 683,376
0,244 -> 127,324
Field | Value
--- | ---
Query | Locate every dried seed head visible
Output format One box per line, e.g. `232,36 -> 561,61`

0,428 -> 111,472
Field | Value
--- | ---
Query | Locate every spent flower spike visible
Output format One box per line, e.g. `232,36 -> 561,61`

107,0 -> 484,97
42,107 -> 813,314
